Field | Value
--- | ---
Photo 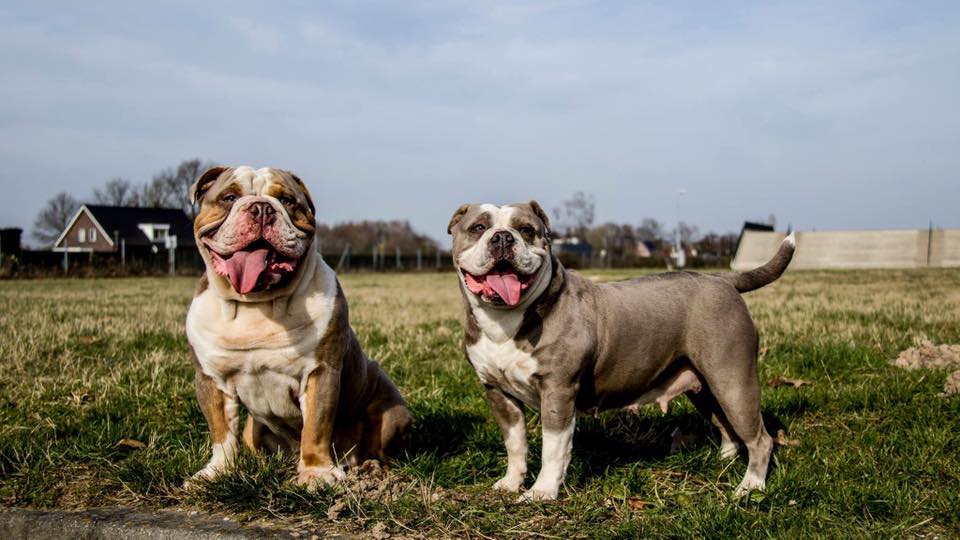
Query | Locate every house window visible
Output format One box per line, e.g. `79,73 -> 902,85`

154,227 -> 168,241
78,228 -> 86,243
89,228 -> 97,243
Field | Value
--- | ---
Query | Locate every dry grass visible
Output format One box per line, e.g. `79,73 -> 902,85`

1,268 -> 959,538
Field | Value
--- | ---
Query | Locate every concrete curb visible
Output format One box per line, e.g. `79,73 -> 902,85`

0,506 -> 329,539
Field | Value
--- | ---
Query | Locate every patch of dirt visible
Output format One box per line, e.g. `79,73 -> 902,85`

325,461 -> 410,521
893,341 -> 960,398
940,370 -> 960,397
892,341 -> 960,370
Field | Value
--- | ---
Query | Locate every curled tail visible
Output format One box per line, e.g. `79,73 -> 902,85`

720,232 -> 796,293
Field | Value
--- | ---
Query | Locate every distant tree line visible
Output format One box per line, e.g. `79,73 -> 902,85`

552,191 -> 746,259
317,220 -> 440,255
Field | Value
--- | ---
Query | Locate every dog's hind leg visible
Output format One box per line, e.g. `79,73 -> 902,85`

686,387 -> 741,460
242,416 -> 285,454
693,331 -> 772,497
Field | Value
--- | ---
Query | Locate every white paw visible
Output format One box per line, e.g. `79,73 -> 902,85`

518,485 -> 558,502
492,474 -> 524,493
184,462 -> 224,489
734,474 -> 766,498
297,465 -> 346,490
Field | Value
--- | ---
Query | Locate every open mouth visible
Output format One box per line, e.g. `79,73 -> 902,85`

206,238 -> 300,295
462,260 -> 539,307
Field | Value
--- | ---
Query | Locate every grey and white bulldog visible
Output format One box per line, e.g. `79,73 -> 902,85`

447,201 -> 795,500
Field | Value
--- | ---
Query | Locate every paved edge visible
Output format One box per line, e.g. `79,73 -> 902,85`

0,506 -> 317,540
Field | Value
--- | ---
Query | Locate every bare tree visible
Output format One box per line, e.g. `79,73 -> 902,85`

33,192 -> 80,245
552,192 -> 595,237
673,221 -> 700,245
138,172 -> 178,208
636,218 -> 665,243
137,158 -> 216,214
93,178 -> 139,206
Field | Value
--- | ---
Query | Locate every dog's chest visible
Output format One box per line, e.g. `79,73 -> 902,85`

186,288 -> 336,422
466,336 -> 540,406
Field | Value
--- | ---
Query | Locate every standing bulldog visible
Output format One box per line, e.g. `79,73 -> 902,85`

448,202 -> 795,500
186,166 -> 410,488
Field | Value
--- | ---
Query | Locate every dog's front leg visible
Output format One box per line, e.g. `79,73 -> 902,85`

522,382 -> 577,501
485,385 -> 528,492
190,365 -> 240,484
297,363 -> 346,488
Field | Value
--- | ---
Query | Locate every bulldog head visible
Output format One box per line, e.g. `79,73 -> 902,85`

191,166 -> 316,297
447,202 -> 553,308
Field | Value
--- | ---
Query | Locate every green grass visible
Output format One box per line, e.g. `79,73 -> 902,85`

1,269 -> 959,538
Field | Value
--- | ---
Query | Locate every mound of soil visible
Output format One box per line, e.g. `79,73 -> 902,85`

893,340 -> 960,397
893,341 -> 960,370
941,370 -> 960,397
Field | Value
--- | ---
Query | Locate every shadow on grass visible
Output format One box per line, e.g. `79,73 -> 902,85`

405,407 -> 489,457
570,408 -> 791,486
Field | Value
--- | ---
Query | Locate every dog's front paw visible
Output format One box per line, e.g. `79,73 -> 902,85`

492,474 -> 524,493
518,486 -> 558,502
297,465 -> 346,490
183,460 -> 228,489
733,474 -> 766,498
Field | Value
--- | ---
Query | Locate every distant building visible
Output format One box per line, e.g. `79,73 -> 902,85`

552,236 -> 593,259
52,205 -> 195,253
1,228 -> 22,257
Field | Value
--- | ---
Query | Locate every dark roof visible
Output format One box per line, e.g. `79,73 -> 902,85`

741,221 -> 775,233
85,205 -> 195,247
736,221 -> 776,255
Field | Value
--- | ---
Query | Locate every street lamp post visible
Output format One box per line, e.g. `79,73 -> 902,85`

675,188 -> 687,269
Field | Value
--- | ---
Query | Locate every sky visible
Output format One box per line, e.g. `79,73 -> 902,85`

1,1 -> 958,246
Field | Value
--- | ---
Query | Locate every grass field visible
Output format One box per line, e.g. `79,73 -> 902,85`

1,268 -> 959,538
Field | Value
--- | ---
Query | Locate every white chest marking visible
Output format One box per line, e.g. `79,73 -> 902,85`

467,335 -> 540,407
186,260 -> 337,428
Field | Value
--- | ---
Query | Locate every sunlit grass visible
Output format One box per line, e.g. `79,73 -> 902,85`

1,268 -> 958,538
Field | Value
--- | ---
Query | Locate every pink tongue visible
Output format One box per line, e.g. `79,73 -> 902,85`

223,248 -> 270,295
486,272 -> 522,306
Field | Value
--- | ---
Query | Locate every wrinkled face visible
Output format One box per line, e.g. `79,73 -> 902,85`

191,166 -> 316,296
448,202 -> 552,308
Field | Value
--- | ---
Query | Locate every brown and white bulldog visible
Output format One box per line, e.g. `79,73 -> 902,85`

185,166 -> 411,488
448,202 -> 795,500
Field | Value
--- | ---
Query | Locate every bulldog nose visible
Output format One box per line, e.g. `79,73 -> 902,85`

490,230 -> 515,248
249,202 -> 275,224
490,230 -> 515,259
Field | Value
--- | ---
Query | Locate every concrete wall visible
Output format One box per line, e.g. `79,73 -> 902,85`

732,229 -> 960,271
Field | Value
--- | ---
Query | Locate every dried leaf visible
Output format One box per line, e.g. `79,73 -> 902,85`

767,375 -> 811,388
774,429 -> 799,447
116,438 -> 146,449
626,498 -> 652,510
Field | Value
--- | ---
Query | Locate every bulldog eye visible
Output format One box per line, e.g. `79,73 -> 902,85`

470,223 -> 487,234
221,194 -> 238,203
278,196 -> 297,207
518,225 -> 536,238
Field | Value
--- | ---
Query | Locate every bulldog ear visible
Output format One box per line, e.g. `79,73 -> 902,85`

286,171 -> 316,216
190,166 -> 228,205
447,204 -> 471,235
528,200 -> 551,235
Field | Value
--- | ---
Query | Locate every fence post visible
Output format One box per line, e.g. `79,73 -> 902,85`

436,250 -> 441,269
396,247 -> 402,270
927,220 -> 934,267
336,244 -> 351,273
416,248 -> 422,271
63,236 -> 69,274
167,235 -> 177,276
121,238 -> 126,269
